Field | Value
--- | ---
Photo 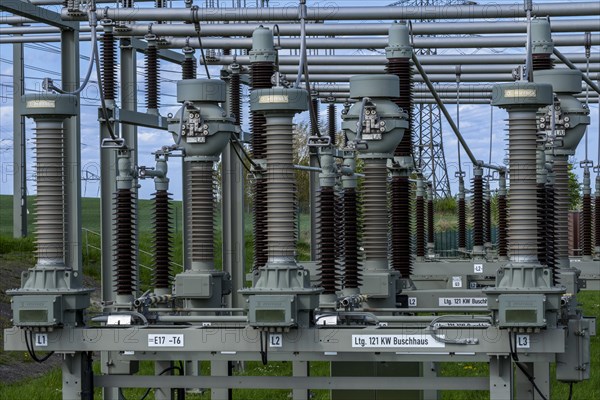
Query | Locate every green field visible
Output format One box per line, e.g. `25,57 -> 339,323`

0,194 -> 598,399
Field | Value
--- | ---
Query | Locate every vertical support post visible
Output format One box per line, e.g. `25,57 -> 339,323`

154,361 -> 173,400
489,356 -> 513,400
12,35 -> 27,238
292,361 -> 309,400
62,353 -> 93,400
211,360 -> 230,400
515,362 -> 535,399
61,28 -> 82,280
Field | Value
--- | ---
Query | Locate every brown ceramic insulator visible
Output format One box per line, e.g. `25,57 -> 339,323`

317,187 -> 339,294
230,73 -> 241,126
113,188 -> 136,295
155,0 -> 165,7
472,175 -> 484,247
497,195 -> 508,258
537,184 -> 547,265
342,188 -> 361,288
596,195 -> 600,248
310,98 -> 320,136
390,175 -> 412,276
121,1 -> 134,7
458,197 -> 467,249
253,179 -> 268,270
327,103 -> 336,145
250,62 -> 273,159
101,31 -> 117,101
532,53 -> 554,71
427,198 -> 435,245
484,195 -> 492,244
386,58 -> 413,157
182,57 -> 196,80
152,190 -> 172,289
416,196 -> 426,257
145,45 -> 160,109
582,194 -> 593,256
545,185 -> 557,282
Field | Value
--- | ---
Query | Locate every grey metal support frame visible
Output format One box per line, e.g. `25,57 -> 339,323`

0,0 -> 78,30
12,36 -> 27,238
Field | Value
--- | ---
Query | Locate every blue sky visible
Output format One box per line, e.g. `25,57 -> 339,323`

0,0 -> 598,200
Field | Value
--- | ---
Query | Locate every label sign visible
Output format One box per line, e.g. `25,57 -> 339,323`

439,297 -> 488,307
352,334 -> 445,349
35,333 -> 48,347
148,334 -> 184,347
269,334 -> 283,348
452,276 -> 463,288
516,334 -> 530,349
408,297 -> 417,307
474,264 -> 484,274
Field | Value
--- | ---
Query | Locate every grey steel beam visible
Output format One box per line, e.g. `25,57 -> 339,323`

130,38 -> 186,64
12,36 -> 27,238
94,375 -> 489,391
61,3 -> 600,22
61,27 -> 82,281
0,0 -> 79,30
115,108 -> 168,130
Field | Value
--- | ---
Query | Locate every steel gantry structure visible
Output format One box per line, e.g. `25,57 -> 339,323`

1,1 -> 600,400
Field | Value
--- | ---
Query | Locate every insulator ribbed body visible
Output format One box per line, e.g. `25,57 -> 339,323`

537,184 -> 547,265
390,175 -> 412,276
265,115 -> 297,261
582,194 -> 593,256
182,57 -> 197,80
310,98 -> 320,135
507,111 -> 539,262
386,58 -> 413,157
416,195 -> 426,257
317,187 -> 339,294
532,54 -> 554,71
497,195 -> 508,258
250,62 -> 274,269
427,198 -> 435,244
186,161 -> 215,265
484,193 -> 492,244
458,197 -> 467,249
327,103 -> 336,145
553,156 -> 570,269
545,185 -> 557,277
595,195 -> 600,248
341,188 -> 361,288
472,175 -> 484,248
34,121 -> 65,262
230,73 -> 241,126
153,190 -> 172,289
145,45 -> 160,109
361,160 -> 389,263
114,188 -> 136,295
101,31 -> 117,101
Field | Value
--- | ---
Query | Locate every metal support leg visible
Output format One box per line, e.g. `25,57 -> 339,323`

12,37 -> 27,238
489,356 -> 513,400
533,362 -> 550,400
515,362 -> 534,399
211,360 -> 230,400
62,353 -> 92,400
422,362 -> 439,400
293,361 -> 309,400
155,361 -> 173,400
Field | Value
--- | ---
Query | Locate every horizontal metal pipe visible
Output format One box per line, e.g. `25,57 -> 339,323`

314,83 -> 597,93
317,97 -> 600,105
109,19 -> 600,37
157,315 -> 248,323
61,3 -> 600,22
0,16 -> 34,25
278,64 -> 600,75
208,53 -> 599,66
317,92 -> 600,102
284,73 -> 517,83
165,34 -> 600,50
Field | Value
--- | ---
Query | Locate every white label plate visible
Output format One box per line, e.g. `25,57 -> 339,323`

473,263 -> 484,274
452,276 -> 463,288
352,334 -> 445,348
35,333 -> 48,347
516,334 -> 530,349
408,297 -> 417,307
148,334 -> 184,347
439,297 -> 488,307
269,334 -> 283,348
